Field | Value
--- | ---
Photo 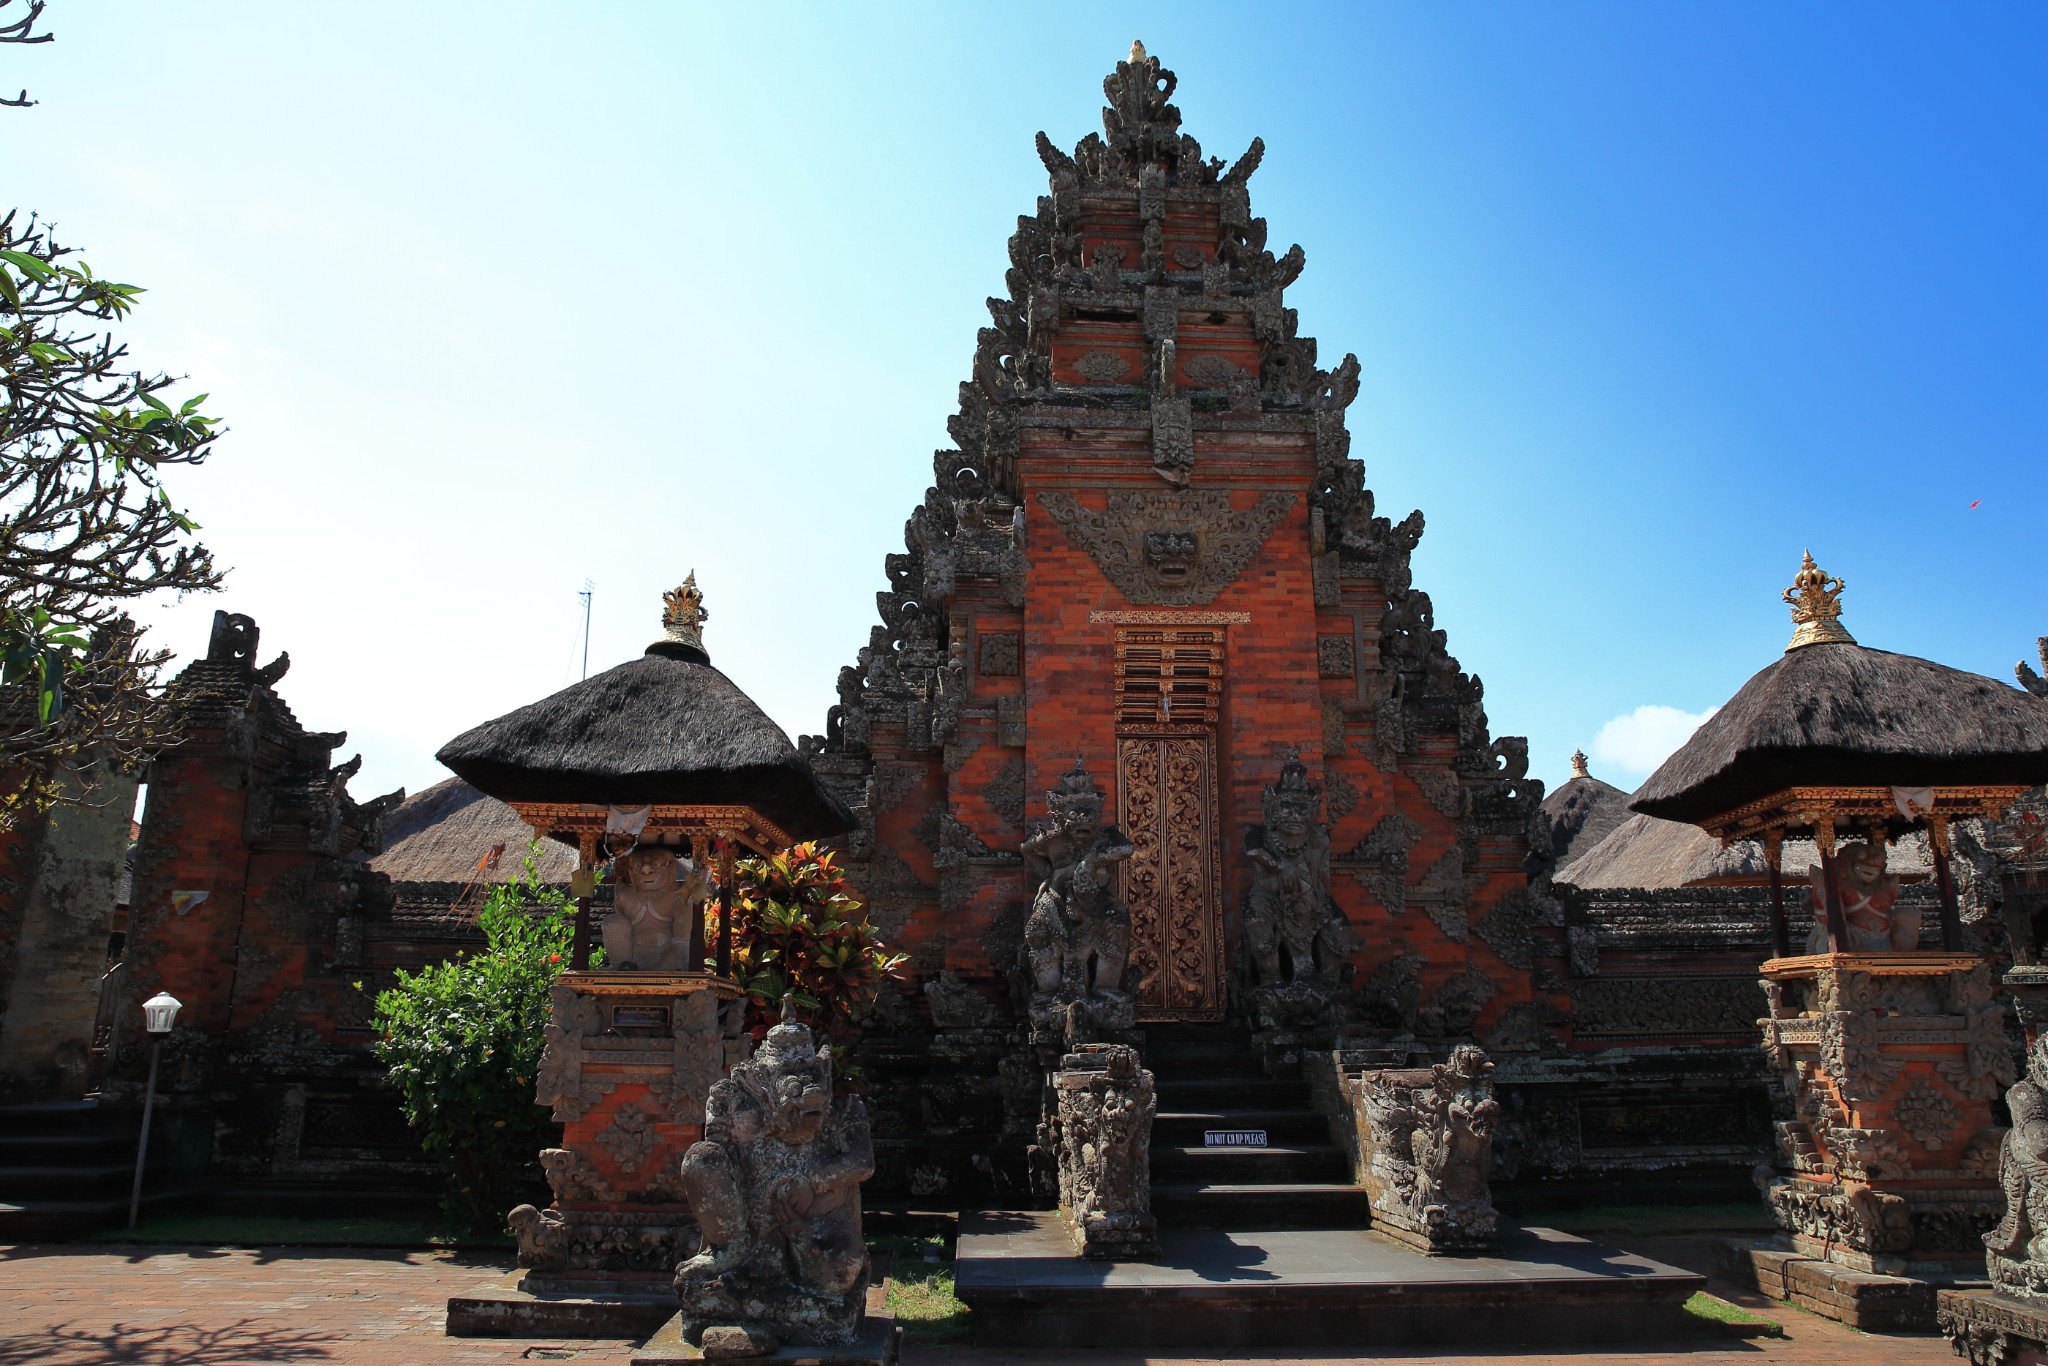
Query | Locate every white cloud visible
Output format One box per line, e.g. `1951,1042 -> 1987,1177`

1591,704 -> 1719,783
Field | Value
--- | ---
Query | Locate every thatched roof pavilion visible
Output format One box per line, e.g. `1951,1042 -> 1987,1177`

1541,750 -> 1632,868
1630,552 -> 2048,953
437,576 -> 853,849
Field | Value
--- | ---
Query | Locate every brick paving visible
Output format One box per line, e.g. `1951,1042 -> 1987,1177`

0,1238 -> 1959,1366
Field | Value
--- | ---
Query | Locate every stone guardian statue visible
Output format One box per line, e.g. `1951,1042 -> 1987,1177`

674,996 -> 874,1348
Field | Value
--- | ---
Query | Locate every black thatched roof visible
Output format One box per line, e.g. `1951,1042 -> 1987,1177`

1633,642 -> 2048,826
436,642 -> 854,841
1541,772 -> 1632,867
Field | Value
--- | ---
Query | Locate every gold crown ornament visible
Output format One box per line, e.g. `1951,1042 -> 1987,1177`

1782,551 -> 1855,651
662,572 -> 709,651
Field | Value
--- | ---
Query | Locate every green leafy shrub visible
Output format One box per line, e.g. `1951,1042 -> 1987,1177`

710,841 -> 906,1042
368,852 -> 571,1229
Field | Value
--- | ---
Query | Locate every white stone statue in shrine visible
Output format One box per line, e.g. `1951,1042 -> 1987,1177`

604,845 -> 709,972
1804,840 -> 1917,953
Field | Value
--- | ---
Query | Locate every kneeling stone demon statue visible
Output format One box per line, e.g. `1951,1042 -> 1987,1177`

675,997 -> 874,1348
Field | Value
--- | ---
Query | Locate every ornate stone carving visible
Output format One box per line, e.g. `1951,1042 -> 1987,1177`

677,999 -> 874,1347
1243,751 -> 1360,1029
977,631 -> 1021,677
1351,1046 -> 1499,1254
1986,1035 -> 2048,1301
1182,353 -> 1242,387
597,1104 -> 662,1175
1317,635 -> 1355,678
1570,976 -> 1762,1038
1336,810 -> 1421,915
1021,761 -> 1137,1044
604,847 -> 709,972
1073,349 -> 1131,383
1037,489 -> 1294,606
1898,1078 -> 1963,1150
536,983 -> 588,1121
1048,1043 -> 1158,1259
540,1146 -> 613,1202
1323,769 -> 1360,824
1409,767 -> 1463,820
981,757 -> 1026,827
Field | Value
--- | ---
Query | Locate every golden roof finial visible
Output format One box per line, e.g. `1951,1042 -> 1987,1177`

1570,750 -> 1590,780
1130,39 -> 1148,63
1782,550 -> 1855,651
661,571 -> 709,652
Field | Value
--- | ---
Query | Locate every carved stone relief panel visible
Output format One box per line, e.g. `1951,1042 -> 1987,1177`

1317,636 -> 1356,678
1038,490 -> 1295,606
978,632 -> 1021,677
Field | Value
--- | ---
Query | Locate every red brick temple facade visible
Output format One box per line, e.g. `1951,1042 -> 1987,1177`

800,45 -> 1573,1196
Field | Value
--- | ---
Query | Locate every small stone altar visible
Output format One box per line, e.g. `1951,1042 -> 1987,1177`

1350,1046 -> 1499,1255
510,972 -> 747,1292
1049,1042 -> 1158,1259
1755,951 -> 2011,1275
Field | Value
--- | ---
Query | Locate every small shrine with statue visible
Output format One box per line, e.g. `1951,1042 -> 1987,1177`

1635,554 -> 2048,1329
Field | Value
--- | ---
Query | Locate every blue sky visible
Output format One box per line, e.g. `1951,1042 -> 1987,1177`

9,3 -> 2045,804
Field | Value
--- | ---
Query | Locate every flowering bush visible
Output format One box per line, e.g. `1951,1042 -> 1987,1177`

367,850 -> 570,1229
710,841 -> 906,1042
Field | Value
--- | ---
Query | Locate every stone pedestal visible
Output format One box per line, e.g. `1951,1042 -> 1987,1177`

1350,1046 -> 1498,1255
1050,1043 -> 1157,1260
1756,952 -> 2013,1276
2009,965 -> 2048,1047
1940,1288 -> 2048,1366
516,972 -> 749,1297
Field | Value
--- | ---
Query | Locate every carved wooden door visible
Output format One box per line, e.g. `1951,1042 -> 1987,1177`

1117,735 -> 1226,1020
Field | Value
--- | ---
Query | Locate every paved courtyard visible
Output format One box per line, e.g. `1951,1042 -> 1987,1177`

0,1238 -> 1956,1366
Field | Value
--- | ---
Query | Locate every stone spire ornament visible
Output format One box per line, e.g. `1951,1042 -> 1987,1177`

1783,550 -> 1855,650
661,572 -> 710,655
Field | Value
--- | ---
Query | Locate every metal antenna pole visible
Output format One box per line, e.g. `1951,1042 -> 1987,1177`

579,580 -> 595,681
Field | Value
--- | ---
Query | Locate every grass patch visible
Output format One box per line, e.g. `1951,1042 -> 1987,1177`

1683,1291 -> 1785,1337
89,1213 -> 510,1249
871,1233 -> 970,1342
1535,1201 -> 1778,1237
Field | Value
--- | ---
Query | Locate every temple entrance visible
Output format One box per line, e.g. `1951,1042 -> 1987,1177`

1112,626 -> 1227,1021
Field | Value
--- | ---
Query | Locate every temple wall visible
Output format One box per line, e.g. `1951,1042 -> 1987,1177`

0,766 -> 135,1102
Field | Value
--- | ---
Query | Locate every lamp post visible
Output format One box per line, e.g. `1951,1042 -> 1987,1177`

128,992 -> 182,1230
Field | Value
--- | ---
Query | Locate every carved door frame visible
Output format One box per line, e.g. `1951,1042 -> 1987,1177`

1111,626 -> 1228,1022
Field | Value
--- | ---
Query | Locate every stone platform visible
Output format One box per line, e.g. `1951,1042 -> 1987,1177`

953,1210 -> 1703,1348
445,1270 -> 680,1339
1716,1235 -> 1987,1332
630,1312 -> 899,1365
1939,1288 -> 2048,1366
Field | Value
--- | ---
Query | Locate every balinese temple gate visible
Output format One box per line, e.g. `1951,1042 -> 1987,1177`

800,42 -> 1563,1199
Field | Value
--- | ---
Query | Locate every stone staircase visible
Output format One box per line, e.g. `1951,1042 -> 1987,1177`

0,1100 -> 209,1239
1144,1021 -> 1371,1229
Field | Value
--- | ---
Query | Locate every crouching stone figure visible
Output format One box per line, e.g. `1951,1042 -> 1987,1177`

674,996 -> 874,1347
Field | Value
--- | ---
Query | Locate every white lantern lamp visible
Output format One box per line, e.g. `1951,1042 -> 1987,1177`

130,990 -> 185,1228
141,992 -> 182,1036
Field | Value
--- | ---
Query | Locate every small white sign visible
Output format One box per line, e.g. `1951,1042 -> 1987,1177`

1204,1129 -> 1268,1148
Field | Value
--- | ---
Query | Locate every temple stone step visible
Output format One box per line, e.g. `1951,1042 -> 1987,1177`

1144,1023 -> 1255,1047
0,1163 -> 167,1201
1142,1181 -> 1377,1230
1154,1077 -> 1312,1109
1152,1109 -> 1330,1145
0,1132 -> 137,1164
1144,1043 -> 1270,1077
1152,1143 -> 1350,1184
